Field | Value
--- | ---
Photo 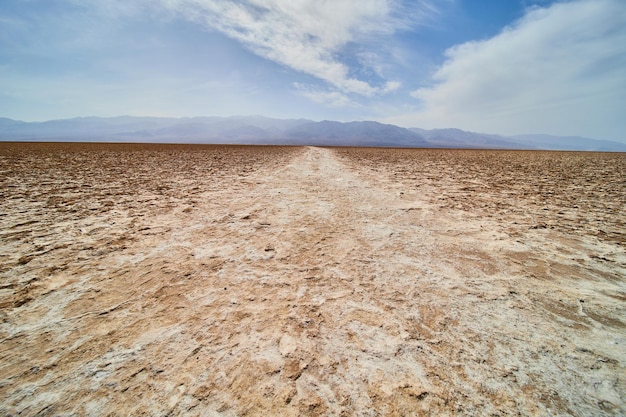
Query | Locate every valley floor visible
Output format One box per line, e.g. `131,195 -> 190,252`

1,143 -> 624,416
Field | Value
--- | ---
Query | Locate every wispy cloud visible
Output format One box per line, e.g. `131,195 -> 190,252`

159,0 -> 434,96
293,83 -> 356,108
389,0 -> 626,139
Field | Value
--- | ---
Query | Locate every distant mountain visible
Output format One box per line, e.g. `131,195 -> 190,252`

1,116 -> 624,151
283,121 -> 427,147
0,116 -> 427,147
410,128 -> 532,149
410,128 -> 626,151
0,117 -> 27,128
0,116 -> 313,144
509,134 -> 626,152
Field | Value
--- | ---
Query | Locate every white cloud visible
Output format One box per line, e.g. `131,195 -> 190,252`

160,0 -> 430,96
382,80 -> 401,93
390,0 -> 626,140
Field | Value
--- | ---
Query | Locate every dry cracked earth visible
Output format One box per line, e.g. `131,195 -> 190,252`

0,143 -> 625,416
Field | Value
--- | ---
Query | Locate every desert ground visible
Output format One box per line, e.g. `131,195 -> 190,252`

0,142 -> 624,416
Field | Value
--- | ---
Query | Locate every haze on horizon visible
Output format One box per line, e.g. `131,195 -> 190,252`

1,0 -> 625,143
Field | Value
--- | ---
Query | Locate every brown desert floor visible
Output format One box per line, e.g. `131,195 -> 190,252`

0,143 -> 624,416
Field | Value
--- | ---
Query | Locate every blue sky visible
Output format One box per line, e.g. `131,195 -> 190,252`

1,0 -> 624,141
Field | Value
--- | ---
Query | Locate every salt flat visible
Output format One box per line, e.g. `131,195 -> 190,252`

0,143 -> 624,416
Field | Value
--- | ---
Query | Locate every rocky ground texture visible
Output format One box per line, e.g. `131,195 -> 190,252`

0,143 -> 624,416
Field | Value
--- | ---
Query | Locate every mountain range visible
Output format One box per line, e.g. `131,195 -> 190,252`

1,116 -> 624,151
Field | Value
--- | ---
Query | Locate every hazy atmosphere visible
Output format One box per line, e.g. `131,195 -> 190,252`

1,0 -> 625,142
2,1 -> 625,415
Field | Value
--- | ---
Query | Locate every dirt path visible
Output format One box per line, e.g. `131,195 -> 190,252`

1,145 -> 624,416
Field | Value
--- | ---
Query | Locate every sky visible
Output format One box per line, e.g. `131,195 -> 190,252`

1,0 -> 625,142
